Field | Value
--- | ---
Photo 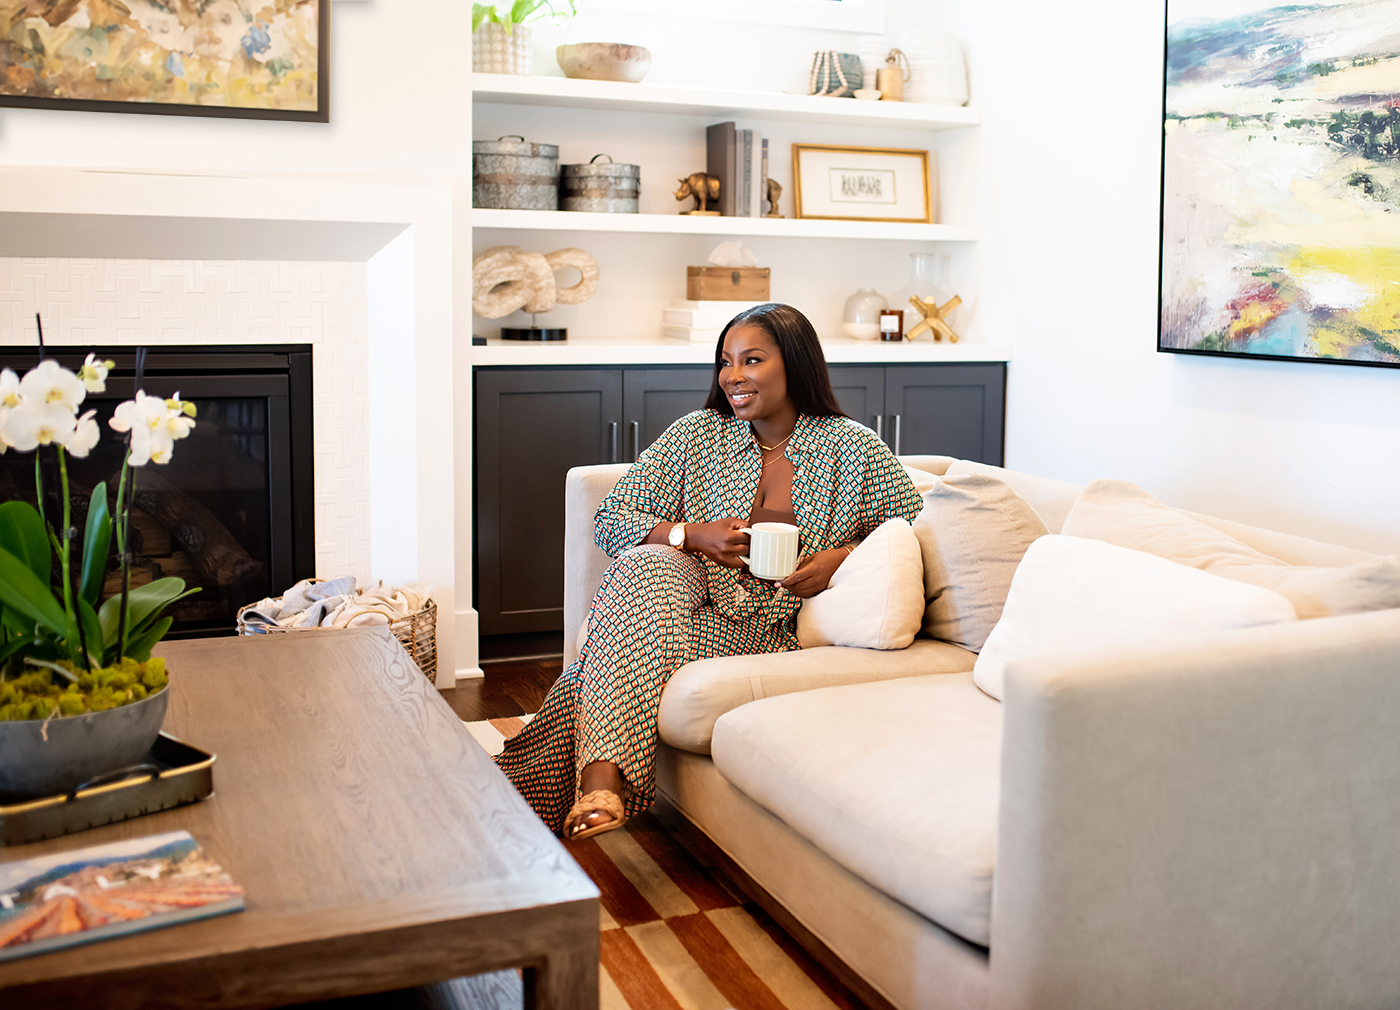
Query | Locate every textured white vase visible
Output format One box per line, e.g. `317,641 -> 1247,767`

899,30 -> 968,106
473,23 -> 533,75
843,288 -> 888,340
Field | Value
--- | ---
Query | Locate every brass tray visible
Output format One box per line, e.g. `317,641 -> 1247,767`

0,733 -> 215,847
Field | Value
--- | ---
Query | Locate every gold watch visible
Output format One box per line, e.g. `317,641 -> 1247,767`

668,522 -> 687,549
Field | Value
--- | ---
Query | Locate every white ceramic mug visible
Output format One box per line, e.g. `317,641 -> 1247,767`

738,522 -> 800,581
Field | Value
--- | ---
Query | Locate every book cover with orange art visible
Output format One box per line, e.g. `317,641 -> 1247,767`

0,830 -> 244,962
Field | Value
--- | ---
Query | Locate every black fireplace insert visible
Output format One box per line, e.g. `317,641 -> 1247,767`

0,345 -> 314,639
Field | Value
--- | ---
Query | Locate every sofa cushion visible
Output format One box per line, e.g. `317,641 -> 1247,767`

658,637 -> 976,754
944,458 -> 1083,533
912,473 -> 1049,652
797,518 -> 925,651
710,672 -> 1001,947
973,535 -> 1298,701
1063,479 -> 1400,620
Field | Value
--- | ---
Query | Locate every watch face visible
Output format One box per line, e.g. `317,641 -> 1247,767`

669,524 -> 684,547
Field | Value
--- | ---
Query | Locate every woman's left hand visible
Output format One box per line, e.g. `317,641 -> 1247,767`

779,549 -> 847,598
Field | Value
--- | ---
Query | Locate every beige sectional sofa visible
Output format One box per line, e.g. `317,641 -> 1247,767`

562,456 -> 1400,1010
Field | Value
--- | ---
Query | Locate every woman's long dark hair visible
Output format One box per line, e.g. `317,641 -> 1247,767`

703,303 -> 847,418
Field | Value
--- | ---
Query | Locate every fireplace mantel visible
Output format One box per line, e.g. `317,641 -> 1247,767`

0,168 -> 467,686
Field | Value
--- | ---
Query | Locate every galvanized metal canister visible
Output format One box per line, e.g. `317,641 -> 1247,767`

473,135 -> 560,211
560,154 -> 640,213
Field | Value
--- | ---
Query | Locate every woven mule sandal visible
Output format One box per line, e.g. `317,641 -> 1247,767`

565,789 -> 625,841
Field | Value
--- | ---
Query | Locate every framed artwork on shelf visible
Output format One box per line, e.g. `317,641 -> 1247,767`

0,0 -> 329,122
1160,0 -> 1400,369
792,144 -> 932,224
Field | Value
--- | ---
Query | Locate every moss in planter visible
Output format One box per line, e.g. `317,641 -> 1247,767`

0,657 -> 169,721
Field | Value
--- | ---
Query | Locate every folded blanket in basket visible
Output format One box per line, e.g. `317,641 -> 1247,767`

242,578 -> 432,630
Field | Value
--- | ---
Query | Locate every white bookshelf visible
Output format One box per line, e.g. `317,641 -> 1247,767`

471,73 -> 980,130
472,209 -> 977,242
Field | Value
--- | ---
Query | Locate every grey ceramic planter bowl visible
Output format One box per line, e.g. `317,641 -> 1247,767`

557,43 -> 653,83
0,687 -> 169,799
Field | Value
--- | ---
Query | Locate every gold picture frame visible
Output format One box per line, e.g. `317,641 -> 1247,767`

792,144 -> 932,224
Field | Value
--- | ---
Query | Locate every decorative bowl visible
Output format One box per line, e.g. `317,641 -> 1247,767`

0,686 -> 169,799
854,89 -> 883,101
557,43 -> 653,83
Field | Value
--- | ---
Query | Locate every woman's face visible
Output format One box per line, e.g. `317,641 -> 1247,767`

720,324 -> 791,423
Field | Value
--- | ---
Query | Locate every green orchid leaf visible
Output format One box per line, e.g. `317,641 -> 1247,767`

0,500 -> 52,586
0,546 -> 66,637
0,634 -> 32,665
79,482 -> 112,607
76,596 -> 103,669
124,617 -> 172,663
127,587 -> 200,639
99,577 -> 189,652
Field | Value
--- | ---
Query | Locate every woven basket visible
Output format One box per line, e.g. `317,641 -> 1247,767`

236,592 -> 438,685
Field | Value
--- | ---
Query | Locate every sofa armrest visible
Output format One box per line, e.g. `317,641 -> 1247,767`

658,637 -> 976,754
563,464 -> 629,667
991,607 -> 1400,1010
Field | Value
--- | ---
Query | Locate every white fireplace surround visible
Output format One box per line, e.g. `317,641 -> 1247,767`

0,169 -> 467,687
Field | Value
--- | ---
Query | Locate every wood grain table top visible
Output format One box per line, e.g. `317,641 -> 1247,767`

0,628 -> 599,1010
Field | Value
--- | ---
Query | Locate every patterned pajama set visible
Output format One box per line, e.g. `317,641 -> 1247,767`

495,409 -> 923,835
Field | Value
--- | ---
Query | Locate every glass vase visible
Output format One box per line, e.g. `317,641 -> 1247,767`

894,252 -> 959,341
472,23 -> 533,75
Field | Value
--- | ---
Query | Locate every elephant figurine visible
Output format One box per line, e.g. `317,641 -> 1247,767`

673,172 -> 720,214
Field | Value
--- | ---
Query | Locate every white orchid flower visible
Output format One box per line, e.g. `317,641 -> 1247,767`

0,368 -> 20,409
4,402 -> 77,452
64,409 -> 101,458
110,390 -> 165,433
164,392 -> 197,439
19,359 -> 85,412
77,354 -> 115,393
127,423 -> 175,466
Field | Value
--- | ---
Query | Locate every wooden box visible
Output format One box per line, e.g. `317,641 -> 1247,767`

686,266 -> 771,301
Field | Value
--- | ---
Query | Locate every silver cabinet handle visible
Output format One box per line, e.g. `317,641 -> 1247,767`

630,420 -> 640,462
609,421 -> 618,463
893,414 -> 902,456
874,415 -> 883,440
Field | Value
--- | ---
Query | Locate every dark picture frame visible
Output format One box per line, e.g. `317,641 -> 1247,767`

1159,0 -> 1400,370
0,0 -> 329,122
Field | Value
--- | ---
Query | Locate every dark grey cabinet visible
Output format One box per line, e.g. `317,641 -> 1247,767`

475,366 -> 710,634
474,360 -> 1005,635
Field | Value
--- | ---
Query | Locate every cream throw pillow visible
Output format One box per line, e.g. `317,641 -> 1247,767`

912,473 -> 1049,652
797,518 -> 924,650
973,536 -> 1297,701
1063,480 -> 1400,620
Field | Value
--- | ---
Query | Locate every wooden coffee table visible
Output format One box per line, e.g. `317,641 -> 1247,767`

0,628 -> 599,1009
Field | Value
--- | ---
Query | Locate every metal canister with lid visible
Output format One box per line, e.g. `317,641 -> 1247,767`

472,136 -> 560,210
560,154 -> 640,213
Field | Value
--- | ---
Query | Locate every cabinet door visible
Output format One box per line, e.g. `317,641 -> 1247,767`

474,368 -> 622,635
884,363 -> 1006,464
621,367 -> 714,460
828,366 -> 886,440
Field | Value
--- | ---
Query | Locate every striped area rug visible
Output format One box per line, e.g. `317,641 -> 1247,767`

465,717 -> 864,1010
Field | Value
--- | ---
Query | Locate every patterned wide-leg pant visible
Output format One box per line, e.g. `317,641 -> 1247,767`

496,545 -> 795,835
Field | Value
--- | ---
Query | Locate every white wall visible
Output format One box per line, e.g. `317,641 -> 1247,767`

972,0 -> 1400,556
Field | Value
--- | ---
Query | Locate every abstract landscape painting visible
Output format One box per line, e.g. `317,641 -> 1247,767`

0,0 -> 326,120
1161,0 -> 1400,367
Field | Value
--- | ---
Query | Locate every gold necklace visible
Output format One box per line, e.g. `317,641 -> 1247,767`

756,431 -> 793,453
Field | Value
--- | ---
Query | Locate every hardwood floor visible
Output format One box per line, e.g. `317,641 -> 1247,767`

441,633 -> 564,721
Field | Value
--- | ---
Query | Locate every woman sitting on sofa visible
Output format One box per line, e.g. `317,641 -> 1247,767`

496,303 -> 923,839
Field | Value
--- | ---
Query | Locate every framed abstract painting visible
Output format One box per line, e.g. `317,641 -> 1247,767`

1160,0 -> 1400,368
0,0 -> 328,121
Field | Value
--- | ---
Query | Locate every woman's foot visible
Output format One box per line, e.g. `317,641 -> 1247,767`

564,761 -> 625,839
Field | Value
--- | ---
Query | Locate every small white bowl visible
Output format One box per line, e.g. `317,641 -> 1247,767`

853,89 -> 882,101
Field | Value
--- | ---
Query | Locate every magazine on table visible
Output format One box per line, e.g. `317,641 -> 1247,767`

0,830 -> 244,962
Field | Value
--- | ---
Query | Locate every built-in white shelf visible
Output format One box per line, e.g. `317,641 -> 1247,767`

472,208 -> 977,242
472,335 -> 1010,367
472,73 -> 980,130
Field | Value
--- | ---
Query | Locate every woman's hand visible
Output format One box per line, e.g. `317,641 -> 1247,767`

780,548 -> 847,598
683,517 -> 753,568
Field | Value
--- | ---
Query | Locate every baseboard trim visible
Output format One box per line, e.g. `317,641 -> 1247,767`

652,796 -> 901,1010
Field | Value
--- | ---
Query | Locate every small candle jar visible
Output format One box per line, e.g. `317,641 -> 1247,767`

879,309 -> 904,340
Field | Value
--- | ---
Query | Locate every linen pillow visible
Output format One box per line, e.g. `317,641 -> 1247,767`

902,463 -> 942,495
912,473 -> 1049,652
797,518 -> 924,650
973,535 -> 1298,701
1063,479 -> 1400,620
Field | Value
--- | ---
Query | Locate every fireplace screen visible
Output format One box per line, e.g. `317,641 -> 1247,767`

0,347 -> 313,638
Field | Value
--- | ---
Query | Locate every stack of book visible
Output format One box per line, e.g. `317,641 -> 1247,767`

662,300 -> 763,342
706,122 -> 766,218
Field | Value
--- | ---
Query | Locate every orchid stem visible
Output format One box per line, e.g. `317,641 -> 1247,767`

115,453 -> 135,661
57,447 -> 91,673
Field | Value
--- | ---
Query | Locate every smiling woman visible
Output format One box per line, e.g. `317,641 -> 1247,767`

494,302 -> 923,841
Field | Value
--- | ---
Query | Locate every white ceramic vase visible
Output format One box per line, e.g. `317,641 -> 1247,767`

843,288 -> 888,340
473,23 -> 533,75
